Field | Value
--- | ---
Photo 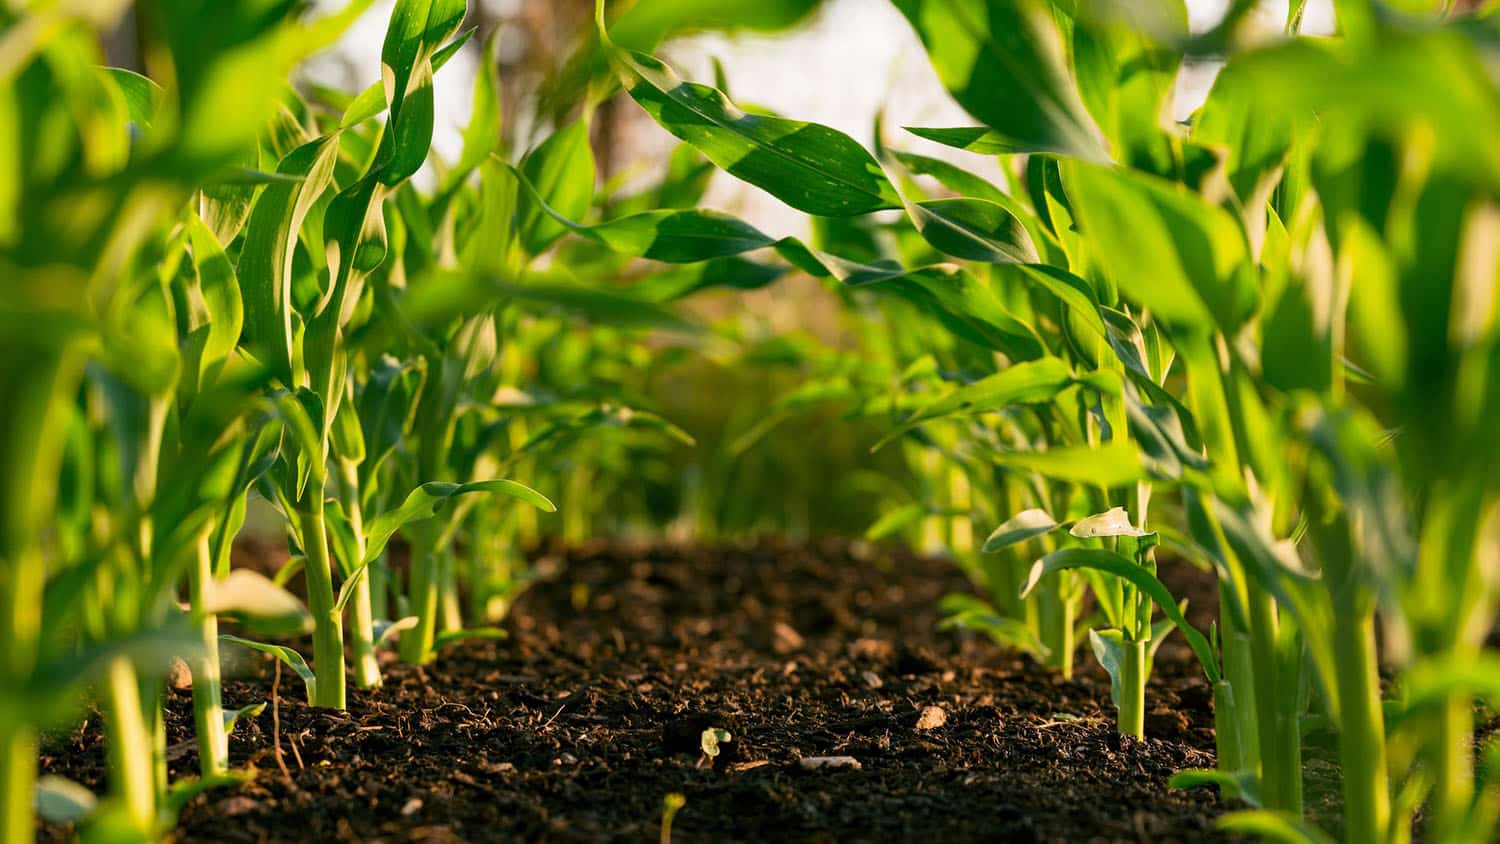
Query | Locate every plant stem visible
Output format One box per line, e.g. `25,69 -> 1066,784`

1247,583 -> 1301,813
1432,692 -> 1473,842
103,656 -> 156,832
1120,637 -> 1147,739
1331,607 -> 1390,844
1212,678 -> 1244,776
1037,578 -> 1075,678
338,462 -> 381,689
1219,581 -> 1261,775
401,530 -> 439,665
297,475 -> 346,709
188,532 -> 228,776
0,720 -> 35,844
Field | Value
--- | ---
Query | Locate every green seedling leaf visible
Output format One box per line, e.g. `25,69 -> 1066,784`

602,18 -> 901,217
1021,548 -> 1219,682
1169,769 -> 1261,806
220,636 -> 316,702
699,727 -> 732,759
364,479 -> 556,566
166,772 -> 252,813
981,509 -> 1061,553
374,616 -> 420,648
1088,627 -> 1129,710
1070,507 -> 1149,538
432,627 -> 508,650
223,702 -> 267,734
34,776 -> 98,824
203,569 -> 313,636
939,593 -> 1049,658
1216,810 -> 1336,844
891,0 -> 1106,161
864,503 -> 927,541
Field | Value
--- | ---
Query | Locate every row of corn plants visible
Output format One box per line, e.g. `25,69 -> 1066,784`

0,0 -> 823,838
7,0 -> 1500,840
561,0 -> 1500,840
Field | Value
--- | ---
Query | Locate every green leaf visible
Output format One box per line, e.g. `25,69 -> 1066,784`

219,636 -> 317,701
1169,768 -> 1261,806
903,126 -> 1026,155
517,119 -> 597,255
1020,548 -> 1219,682
865,503 -> 927,541
34,776 -> 98,824
1216,810 -> 1336,844
988,440 -> 1143,488
938,593 -> 1050,658
203,570 -> 312,636
1088,627 -> 1129,710
891,0 -> 1106,161
982,508 -> 1061,553
99,67 -> 161,128
874,357 -> 1075,450
374,616 -> 420,648
452,32 -> 502,182
237,137 -> 341,384
605,40 -> 901,216
1062,160 -> 1257,334
223,701 -> 267,734
432,626 -> 508,650
1070,506 -> 1148,538
907,197 -> 1039,264
364,479 -> 556,566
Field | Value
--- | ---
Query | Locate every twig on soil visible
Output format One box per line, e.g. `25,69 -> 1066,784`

272,659 -> 294,784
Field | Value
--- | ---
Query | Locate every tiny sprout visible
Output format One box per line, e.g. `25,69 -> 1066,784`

698,727 -> 732,768
660,792 -> 686,844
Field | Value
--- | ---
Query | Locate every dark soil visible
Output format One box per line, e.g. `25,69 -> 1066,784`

38,540 -> 1241,842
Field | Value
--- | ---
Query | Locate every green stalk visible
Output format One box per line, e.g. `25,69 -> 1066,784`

1432,693 -> 1474,842
1120,637 -> 1147,739
1331,608 -> 1390,844
1219,581 -> 1262,774
0,721 -> 34,844
1037,578 -> 1076,678
400,526 -> 440,665
338,462 -> 381,689
1246,582 -> 1301,813
1213,679 -> 1245,775
188,532 -> 228,776
296,475 -> 346,709
103,657 -> 156,831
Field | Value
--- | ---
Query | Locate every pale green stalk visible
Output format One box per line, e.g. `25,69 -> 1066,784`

295,474 -> 346,708
103,657 -> 156,831
338,460 -> 381,689
188,531 -> 228,776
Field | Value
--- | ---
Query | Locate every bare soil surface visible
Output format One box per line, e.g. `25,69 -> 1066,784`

39,540 -> 1242,842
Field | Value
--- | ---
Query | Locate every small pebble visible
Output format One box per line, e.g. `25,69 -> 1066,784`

556,752 -> 579,765
915,706 -> 948,730
798,756 -> 862,770
861,670 -> 883,689
400,798 -> 422,817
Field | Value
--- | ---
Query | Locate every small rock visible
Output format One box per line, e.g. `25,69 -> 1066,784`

167,658 -> 193,690
400,798 -> 423,817
772,622 -> 805,654
555,752 -> 579,765
861,670 -> 883,689
798,756 -> 862,771
915,706 -> 948,731
216,796 -> 258,816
